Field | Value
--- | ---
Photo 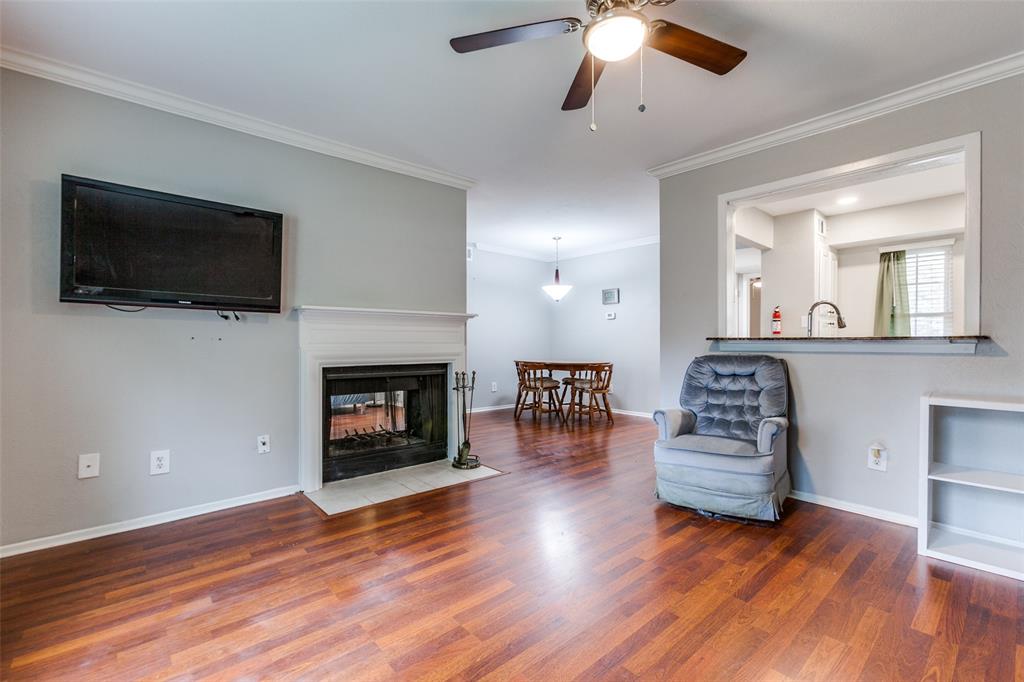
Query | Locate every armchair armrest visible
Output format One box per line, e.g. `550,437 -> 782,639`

758,417 -> 789,454
653,408 -> 696,441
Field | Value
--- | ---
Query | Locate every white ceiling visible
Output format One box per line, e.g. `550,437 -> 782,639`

3,1 -> 1022,260
755,163 -> 966,217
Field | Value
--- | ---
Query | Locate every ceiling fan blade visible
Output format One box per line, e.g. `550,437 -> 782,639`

450,18 -> 582,53
647,21 -> 746,75
562,53 -> 606,111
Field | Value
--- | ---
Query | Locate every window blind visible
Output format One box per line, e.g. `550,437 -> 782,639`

906,246 -> 953,336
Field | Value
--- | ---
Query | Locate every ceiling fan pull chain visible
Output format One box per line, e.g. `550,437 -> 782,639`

638,46 -> 646,113
589,55 -> 598,132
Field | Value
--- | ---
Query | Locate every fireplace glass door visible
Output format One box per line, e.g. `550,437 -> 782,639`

322,364 -> 447,482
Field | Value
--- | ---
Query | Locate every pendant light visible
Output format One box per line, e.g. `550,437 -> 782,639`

542,237 -> 572,302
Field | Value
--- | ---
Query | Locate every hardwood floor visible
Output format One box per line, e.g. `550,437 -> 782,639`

2,411 -> 1021,680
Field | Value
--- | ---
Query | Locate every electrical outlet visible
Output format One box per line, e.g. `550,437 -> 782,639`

257,434 -> 271,454
78,453 -> 100,479
150,450 -> 170,475
608,383 -> 615,394
867,444 -> 887,472
491,382 -> 498,393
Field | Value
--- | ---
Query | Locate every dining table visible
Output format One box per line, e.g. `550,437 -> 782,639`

516,361 -> 611,374
514,360 -> 614,422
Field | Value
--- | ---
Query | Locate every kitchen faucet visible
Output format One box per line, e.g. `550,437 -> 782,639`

807,301 -> 847,337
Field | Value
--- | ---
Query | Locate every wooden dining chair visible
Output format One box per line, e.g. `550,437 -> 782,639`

559,371 -> 578,408
566,363 -> 614,424
515,362 -> 565,422
513,361 -> 526,420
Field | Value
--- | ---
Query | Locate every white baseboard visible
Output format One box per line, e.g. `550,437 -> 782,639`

787,490 -> 917,527
0,484 -> 300,558
0,480 -> 936,558
615,409 -> 653,418
470,404 -> 515,413
470,404 -> 652,419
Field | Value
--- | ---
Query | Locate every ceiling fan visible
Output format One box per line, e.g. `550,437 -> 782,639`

450,0 -> 747,112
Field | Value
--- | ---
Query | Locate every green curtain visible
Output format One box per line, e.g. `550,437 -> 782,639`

874,250 -> 910,336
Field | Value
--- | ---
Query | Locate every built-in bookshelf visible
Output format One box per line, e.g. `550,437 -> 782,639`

918,395 -> 1024,581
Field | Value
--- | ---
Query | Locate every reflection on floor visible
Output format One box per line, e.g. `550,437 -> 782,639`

305,460 -> 501,515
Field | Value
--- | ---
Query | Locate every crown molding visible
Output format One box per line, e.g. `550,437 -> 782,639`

559,235 -> 660,261
0,47 -> 476,191
474,235 -> 660,262
471,242 -> 544,261
648,51 -> 1024,179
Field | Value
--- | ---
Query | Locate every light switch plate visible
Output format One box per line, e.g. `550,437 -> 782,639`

490,382 -> 497,393
78,452 -> 100,479
150,450 -> 170,475
257,434 -> 271,454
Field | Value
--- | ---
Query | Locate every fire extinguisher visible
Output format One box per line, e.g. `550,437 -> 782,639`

771,306 -> 782,335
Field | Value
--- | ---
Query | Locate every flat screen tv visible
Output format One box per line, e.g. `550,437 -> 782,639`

60,175 -> 283,313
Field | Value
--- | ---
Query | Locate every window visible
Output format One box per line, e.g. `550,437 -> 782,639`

906,245 -> 953,336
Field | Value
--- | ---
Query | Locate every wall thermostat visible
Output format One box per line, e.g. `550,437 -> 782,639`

606,312 -> 616,320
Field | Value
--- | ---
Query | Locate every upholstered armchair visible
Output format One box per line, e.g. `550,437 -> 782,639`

653,355 -> 791,521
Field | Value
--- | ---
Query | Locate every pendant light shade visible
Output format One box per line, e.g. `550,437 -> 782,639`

542,281 -> 573,302
542,237 -> 572,302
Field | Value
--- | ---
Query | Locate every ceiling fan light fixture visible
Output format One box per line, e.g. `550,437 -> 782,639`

583,8 -> 649,62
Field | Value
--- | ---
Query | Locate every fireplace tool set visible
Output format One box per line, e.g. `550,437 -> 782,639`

452,370 -> 481,469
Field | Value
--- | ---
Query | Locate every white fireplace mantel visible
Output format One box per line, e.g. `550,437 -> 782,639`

297,305 -> 477,492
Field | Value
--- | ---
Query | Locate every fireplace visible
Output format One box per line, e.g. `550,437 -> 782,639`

298,306 -> 474,493
322,364 -> 448,482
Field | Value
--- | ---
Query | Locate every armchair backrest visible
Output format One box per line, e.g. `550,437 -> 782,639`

680,355 -> 788,442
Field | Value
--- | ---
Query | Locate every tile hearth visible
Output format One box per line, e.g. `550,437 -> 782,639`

304,460 -> 501,515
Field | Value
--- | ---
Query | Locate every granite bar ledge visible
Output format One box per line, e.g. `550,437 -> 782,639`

707,336 -> 989,355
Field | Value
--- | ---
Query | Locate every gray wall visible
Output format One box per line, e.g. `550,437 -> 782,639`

659,75 -> 1024,519
467,249 -> 551,409
550,244 -> 660,414
0,70 -> 467,545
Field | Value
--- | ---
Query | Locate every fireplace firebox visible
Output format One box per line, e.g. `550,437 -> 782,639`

322,364 -> 447,482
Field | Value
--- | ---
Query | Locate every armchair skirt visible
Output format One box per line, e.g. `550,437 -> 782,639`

653,429 -> 790,521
